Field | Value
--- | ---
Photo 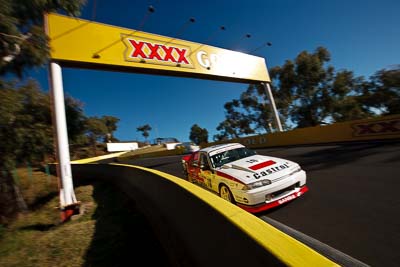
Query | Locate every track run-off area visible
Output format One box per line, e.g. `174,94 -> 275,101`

112,141 -> 400,267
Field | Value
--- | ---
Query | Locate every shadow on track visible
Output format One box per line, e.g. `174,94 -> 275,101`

258,141 -> 400,172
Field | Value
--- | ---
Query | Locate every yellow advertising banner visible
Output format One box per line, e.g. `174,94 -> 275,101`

45,13 -> 270,83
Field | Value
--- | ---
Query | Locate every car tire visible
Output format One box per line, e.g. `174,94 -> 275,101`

219,184 -> 235,204
183,168 -> 188,179
187,174 -> 193,183
186,171 -> 194,183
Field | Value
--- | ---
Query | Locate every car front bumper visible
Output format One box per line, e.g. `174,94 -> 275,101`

236,185 -> 308,213
233,170 -> 307,213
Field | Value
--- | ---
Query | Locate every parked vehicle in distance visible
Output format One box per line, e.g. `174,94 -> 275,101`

180,142 -> 200,153
152,138 -> 199,153
181,143 -> 308,213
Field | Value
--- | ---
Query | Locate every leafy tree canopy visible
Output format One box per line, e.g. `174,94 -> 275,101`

272,46 -> 336,127
189,124 -> 208,145
137,124 -> 152,140
85,116 -> 108,142
0,0 -> 86,222
367,66 -> 400,115
101,115 -> 120,142
0,79 -> 91,167
215,47 -> 400,139
0,0 -> 86,76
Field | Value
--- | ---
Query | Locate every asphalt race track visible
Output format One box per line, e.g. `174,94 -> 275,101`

116,141 -> 400,267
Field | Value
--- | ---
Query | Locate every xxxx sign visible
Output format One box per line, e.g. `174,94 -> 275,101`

122,35 -> 194,68
46,13 -> 270,83
352,118 -> 400,137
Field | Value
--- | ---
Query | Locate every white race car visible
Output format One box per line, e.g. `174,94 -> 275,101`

181,143 -> 308,213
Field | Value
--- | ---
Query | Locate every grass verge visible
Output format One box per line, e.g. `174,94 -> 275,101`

0,168 -> 170,267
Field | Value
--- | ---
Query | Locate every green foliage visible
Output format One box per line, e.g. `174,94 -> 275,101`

214,83 -> 288,140
0,80 -> 52,167
0,79 -> 91,166
216,46 -> 397,137
137,124 -> 152,140
0,80 -> 51,220
0,78 -> 121,220
329,70 -> 372,122
215,98 -> 255,140
189,124 -> 208,145
85,117 -> 108,155
0,79 -> 120,165
0,0 -> 86,76
367,66 -> 400,115
101,115 -> 120,142
85,117 -> 108,140
65,96 -> 86,144
274,47 -> 337,127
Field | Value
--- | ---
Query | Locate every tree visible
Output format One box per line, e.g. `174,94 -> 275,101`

0,80 -> 55,219
85,117 -> 108,155
214,100 -> 253,140
239,84 -> 276,133
215,46 -> 382,138
214,82 -> 289,141
0,0 -> 85,76
329,70 -> 373,122
0,80 -> 28,220
271,47 -> 374,127
273,47 -> 336,127
137,124 -> 152,141
367,66 -> 400,115
0,0 -> 85,222
65,95 -> 87,144
101,115 -> 120,142
189,124 -> 208,145
214,82 -> 290,140
0,79 -> 94,221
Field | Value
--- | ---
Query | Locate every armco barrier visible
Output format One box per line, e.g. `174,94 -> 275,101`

71,163 -> 338,266
208,115 -> 400,149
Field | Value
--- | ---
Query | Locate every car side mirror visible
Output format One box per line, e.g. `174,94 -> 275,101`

201,164 -> 210,171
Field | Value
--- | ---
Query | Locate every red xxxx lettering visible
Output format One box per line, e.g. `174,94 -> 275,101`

127,39 -> 190,65
377,121 -> 399,133
356,120 -> 400,135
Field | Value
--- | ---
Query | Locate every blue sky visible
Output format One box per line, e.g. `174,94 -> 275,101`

26,0 -> 399,142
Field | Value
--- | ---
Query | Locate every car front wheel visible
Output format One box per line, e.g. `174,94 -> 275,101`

219,184 -> 235,204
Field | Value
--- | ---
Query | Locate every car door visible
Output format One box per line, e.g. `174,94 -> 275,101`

198,152 -> 214,190
187,152 -> 201,183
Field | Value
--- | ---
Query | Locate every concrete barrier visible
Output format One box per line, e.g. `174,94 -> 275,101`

71,163 -> 338,266
116,146 -> 186,161
71,151 -> 127,164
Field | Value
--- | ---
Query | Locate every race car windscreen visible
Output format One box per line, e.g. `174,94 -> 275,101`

210,147 -> 257,168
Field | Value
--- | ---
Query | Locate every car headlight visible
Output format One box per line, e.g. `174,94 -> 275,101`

243,179 -> 271,190
289,165 -> 302,176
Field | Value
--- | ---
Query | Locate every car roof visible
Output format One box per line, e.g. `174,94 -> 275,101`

200,143 -> 245,154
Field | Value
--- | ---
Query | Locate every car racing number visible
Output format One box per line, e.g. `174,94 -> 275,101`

195,153 -> 213,189
199,170 -> 213,189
